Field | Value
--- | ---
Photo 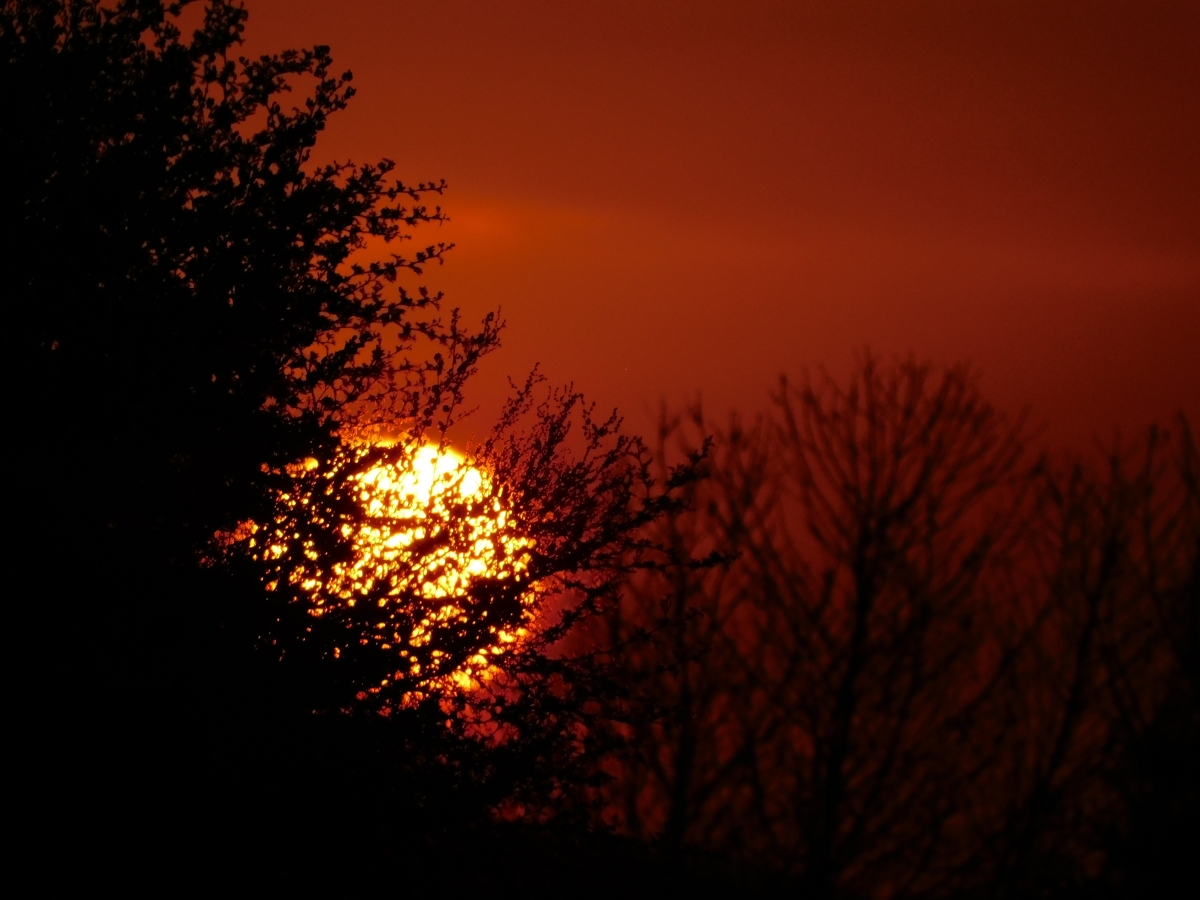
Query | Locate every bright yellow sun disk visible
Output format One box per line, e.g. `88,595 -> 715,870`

360,444 -> 480,507
272,441 -> 535,699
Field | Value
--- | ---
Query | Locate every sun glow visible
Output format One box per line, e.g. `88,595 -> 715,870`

254,441 -> 537,701
331,446 -> 516,602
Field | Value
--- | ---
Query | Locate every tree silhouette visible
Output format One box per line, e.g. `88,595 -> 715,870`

981,418 -> 1199,897
604,357 -> 1030,892
597,406 -> 769,850
600,354 -> 1198,898
2,0 -> 509,830
2,1 -> 701,853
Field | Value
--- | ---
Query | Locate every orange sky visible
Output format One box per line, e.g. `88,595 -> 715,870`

242,0 -> 1199,446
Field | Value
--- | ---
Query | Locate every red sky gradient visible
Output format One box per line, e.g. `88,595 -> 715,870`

242,0 -> 1199,446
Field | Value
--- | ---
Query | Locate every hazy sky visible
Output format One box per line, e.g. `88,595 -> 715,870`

242,0 -> 1199,444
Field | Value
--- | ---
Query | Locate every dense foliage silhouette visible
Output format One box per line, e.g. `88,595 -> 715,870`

3,0 -> 471,773
1,1 -> 700,868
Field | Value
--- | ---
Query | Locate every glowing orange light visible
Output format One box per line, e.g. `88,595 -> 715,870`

258,440 -> 537,702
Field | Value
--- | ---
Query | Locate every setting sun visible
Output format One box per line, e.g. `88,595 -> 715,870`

261,441 -> 537,698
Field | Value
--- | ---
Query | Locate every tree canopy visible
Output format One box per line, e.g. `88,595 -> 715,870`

4,0 -> 495,540
2,0 -> 695,845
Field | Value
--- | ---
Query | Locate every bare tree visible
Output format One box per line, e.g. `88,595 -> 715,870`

599,407 -> 777,853
752,355 -> 1029,896
600,355 -> 1198,897
982,418 -> 1200,897
603,355 -> 1030,894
